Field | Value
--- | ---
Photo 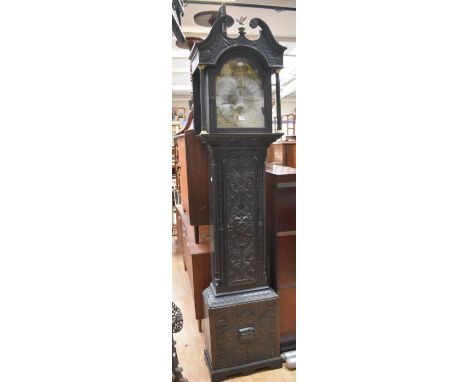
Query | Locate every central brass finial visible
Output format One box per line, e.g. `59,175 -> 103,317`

236,16 -> 247,36
236,16 -> 247,26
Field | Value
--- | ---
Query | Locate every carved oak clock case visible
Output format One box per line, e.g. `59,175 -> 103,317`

189,11 -> 286,382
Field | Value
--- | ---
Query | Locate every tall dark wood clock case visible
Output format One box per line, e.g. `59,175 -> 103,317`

189,11 -> 286,382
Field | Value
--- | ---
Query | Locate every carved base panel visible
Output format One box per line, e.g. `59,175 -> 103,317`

202,285 -> 281,381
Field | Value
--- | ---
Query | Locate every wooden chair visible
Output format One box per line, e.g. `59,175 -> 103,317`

173,106 -> 187,122
281,115 -> 289,140
286,113 -> 296,138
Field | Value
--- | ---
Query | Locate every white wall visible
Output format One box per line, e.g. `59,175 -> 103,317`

281,98 -> 296,115
172,100 -> 190,112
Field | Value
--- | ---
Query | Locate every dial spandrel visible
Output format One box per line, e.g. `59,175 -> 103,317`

216,58 -> 265,128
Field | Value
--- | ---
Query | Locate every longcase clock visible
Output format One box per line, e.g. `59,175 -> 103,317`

189,10 -> 286,381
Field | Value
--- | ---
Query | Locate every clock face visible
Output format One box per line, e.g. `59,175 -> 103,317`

216,58 -> 265,128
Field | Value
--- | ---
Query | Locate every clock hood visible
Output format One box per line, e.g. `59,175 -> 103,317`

190,15 -> 287,73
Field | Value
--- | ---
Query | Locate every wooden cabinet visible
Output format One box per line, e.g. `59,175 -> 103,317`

173,128 -> 211,331
175,204 -> 211,332
174,129 -> 210,231
266,164 -> 296,352
266,141 -> 296,168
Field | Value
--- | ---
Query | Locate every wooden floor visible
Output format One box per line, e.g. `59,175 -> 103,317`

172,237 -> 296,382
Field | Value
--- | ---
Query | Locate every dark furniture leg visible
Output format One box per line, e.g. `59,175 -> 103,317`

194,225 -> 200,244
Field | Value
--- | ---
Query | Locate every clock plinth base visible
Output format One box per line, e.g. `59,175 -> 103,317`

204,349 -> 282,382
202,285 -> 281,381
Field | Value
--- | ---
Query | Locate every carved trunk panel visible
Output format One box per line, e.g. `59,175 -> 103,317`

224,153 -> 258,287
201,134 -> 280,295
212,147 -> 267,293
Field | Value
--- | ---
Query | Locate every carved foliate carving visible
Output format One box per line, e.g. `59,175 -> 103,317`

225,153 -> 258,287
203,285 -> 278,308
214,147 -> 264,292
214,303 -> 276,369
204,286 -> 278,370
200,133 -> 280,294
190,15 -> 287,70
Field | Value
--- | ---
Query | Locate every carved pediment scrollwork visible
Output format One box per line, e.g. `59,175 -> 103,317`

194,15 -> 287,69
